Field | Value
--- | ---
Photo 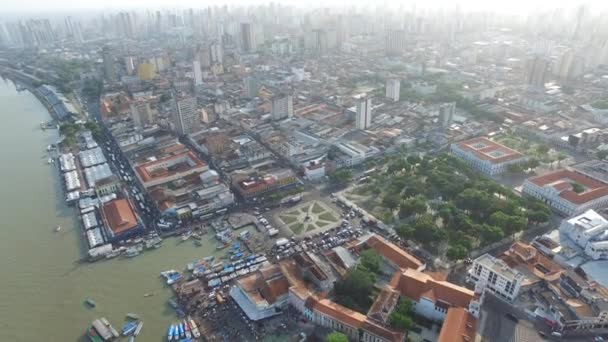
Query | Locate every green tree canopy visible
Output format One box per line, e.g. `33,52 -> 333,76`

359,249 -> 381,274
325,332 -> 349,342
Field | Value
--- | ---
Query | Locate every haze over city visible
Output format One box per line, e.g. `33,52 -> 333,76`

2,0 -> 608,341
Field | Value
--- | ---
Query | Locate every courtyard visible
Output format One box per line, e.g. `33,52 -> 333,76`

276,200 -> 340,235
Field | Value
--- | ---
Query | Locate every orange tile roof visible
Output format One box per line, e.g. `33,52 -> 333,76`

437,307 -> 477,342
364,235 -> 423,270
135,151 -> 206,183
237,265 -> 290,305
101,199 -> 139,234
455,137 -> 525,165
361,320 -> 405,342
527,169 -> 608,204
394,269 -> 474,308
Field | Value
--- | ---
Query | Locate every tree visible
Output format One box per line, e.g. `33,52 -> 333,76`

399,196 -> 427,218
489,211 -> 510,229
412,214 -> 445,246
389,298 -> 413,331
360,249 -> 381,274
446,244 -> 469,260
329,169 -> 353,187
160,93 -> 171,102
526,158 -> 540,170
334,267 -> 376,312
382,192 -> 401,211
571,182 -> 584,194
395,223 -> 414,240
325,332 -> 348,342
507,163 -> 524,174
527,210 -> 550,224
407,155 -> 421,166
597,150 -> 608,161
479,224 -> 504,245
536,144 -> 550,154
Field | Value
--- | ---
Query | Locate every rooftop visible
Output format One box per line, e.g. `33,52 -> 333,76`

454,137 -> 525,164
527,169 -> 608,205
394,268 -> 475,308
135,151 -> 206,184
437,307 -> 477,342
474,253 -> 524,281
359,234 -> 424,270
100,199 -> 139,235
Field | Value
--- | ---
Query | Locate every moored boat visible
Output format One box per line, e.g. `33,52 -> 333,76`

84,298 -> 96,308
134,321 -> 143,336
178,322 -> 185,338
121,321 -> 138,336
126,313 -> 139,320
188,318 -> 201,338
184,319 -> 191,338
167,324 -> 174,341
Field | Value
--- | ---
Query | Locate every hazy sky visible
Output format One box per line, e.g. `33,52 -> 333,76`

2,0 -> 607,14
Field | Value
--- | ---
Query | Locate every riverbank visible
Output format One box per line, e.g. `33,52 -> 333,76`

0,79 -> 247,341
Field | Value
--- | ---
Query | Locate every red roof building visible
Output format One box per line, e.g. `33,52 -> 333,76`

134,151 -> 208,188
450,137 -> 527,175
523,169 -> 608,216
100,198 -> 142,240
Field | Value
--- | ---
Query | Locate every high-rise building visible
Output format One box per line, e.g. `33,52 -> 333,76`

210,42 -> 223,64
192,60 -> 203,86
386,79 -> 400,102
130,101 -> 154,128
439,102 -> 455,128
271,94 -> 294,121
124,56 -> 136,76
102,46 -> 116,82
355,97 -> 372,130
385,30 -> 406,56
525,55 -> 549,92
243,76 -> 259,98
239,22 -> 257,53
172,95 -> 200,135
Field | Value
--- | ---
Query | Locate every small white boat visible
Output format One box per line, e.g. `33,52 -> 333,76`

54,225 -> 61,232
47,158 -> 53,164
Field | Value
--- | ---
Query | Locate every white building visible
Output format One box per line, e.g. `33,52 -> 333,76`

522,169 -> 608,216
439,102 -> 455,128
192,60 -> 203,86
355,97 -> 372,130
467,253 -> 524,301
386,79 -> 400,102
450,137 -> 528,176
560,209 -> 608,260
271,94 -> 293,121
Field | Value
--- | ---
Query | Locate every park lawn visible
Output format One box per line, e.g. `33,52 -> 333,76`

318,212 -> 338,222
279,215 -> 299,225
311,203 -> 325,214
290,223 -> 305,234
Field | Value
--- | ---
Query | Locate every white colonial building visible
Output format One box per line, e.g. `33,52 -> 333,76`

450,137 -> 528,176
522,169 -> 608,216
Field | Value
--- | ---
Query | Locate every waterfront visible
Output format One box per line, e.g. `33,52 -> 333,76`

0,79 -> 230,341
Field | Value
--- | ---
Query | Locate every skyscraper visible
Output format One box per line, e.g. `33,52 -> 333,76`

192,61 -> 203,86
243,76 -> 259,98
386,79 -> 400,102
271,94 -> 294,121
526,55 -> 549,92
172,95 -> 200,135
385,30 -> 406,56
130,101 -> 154,128
102,46 -> 116,82
439,102 -> 455,128
355,98 -> 372,130
239,23 -> 257,53
124,56 -> 136,76
210,42 -> 223,65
